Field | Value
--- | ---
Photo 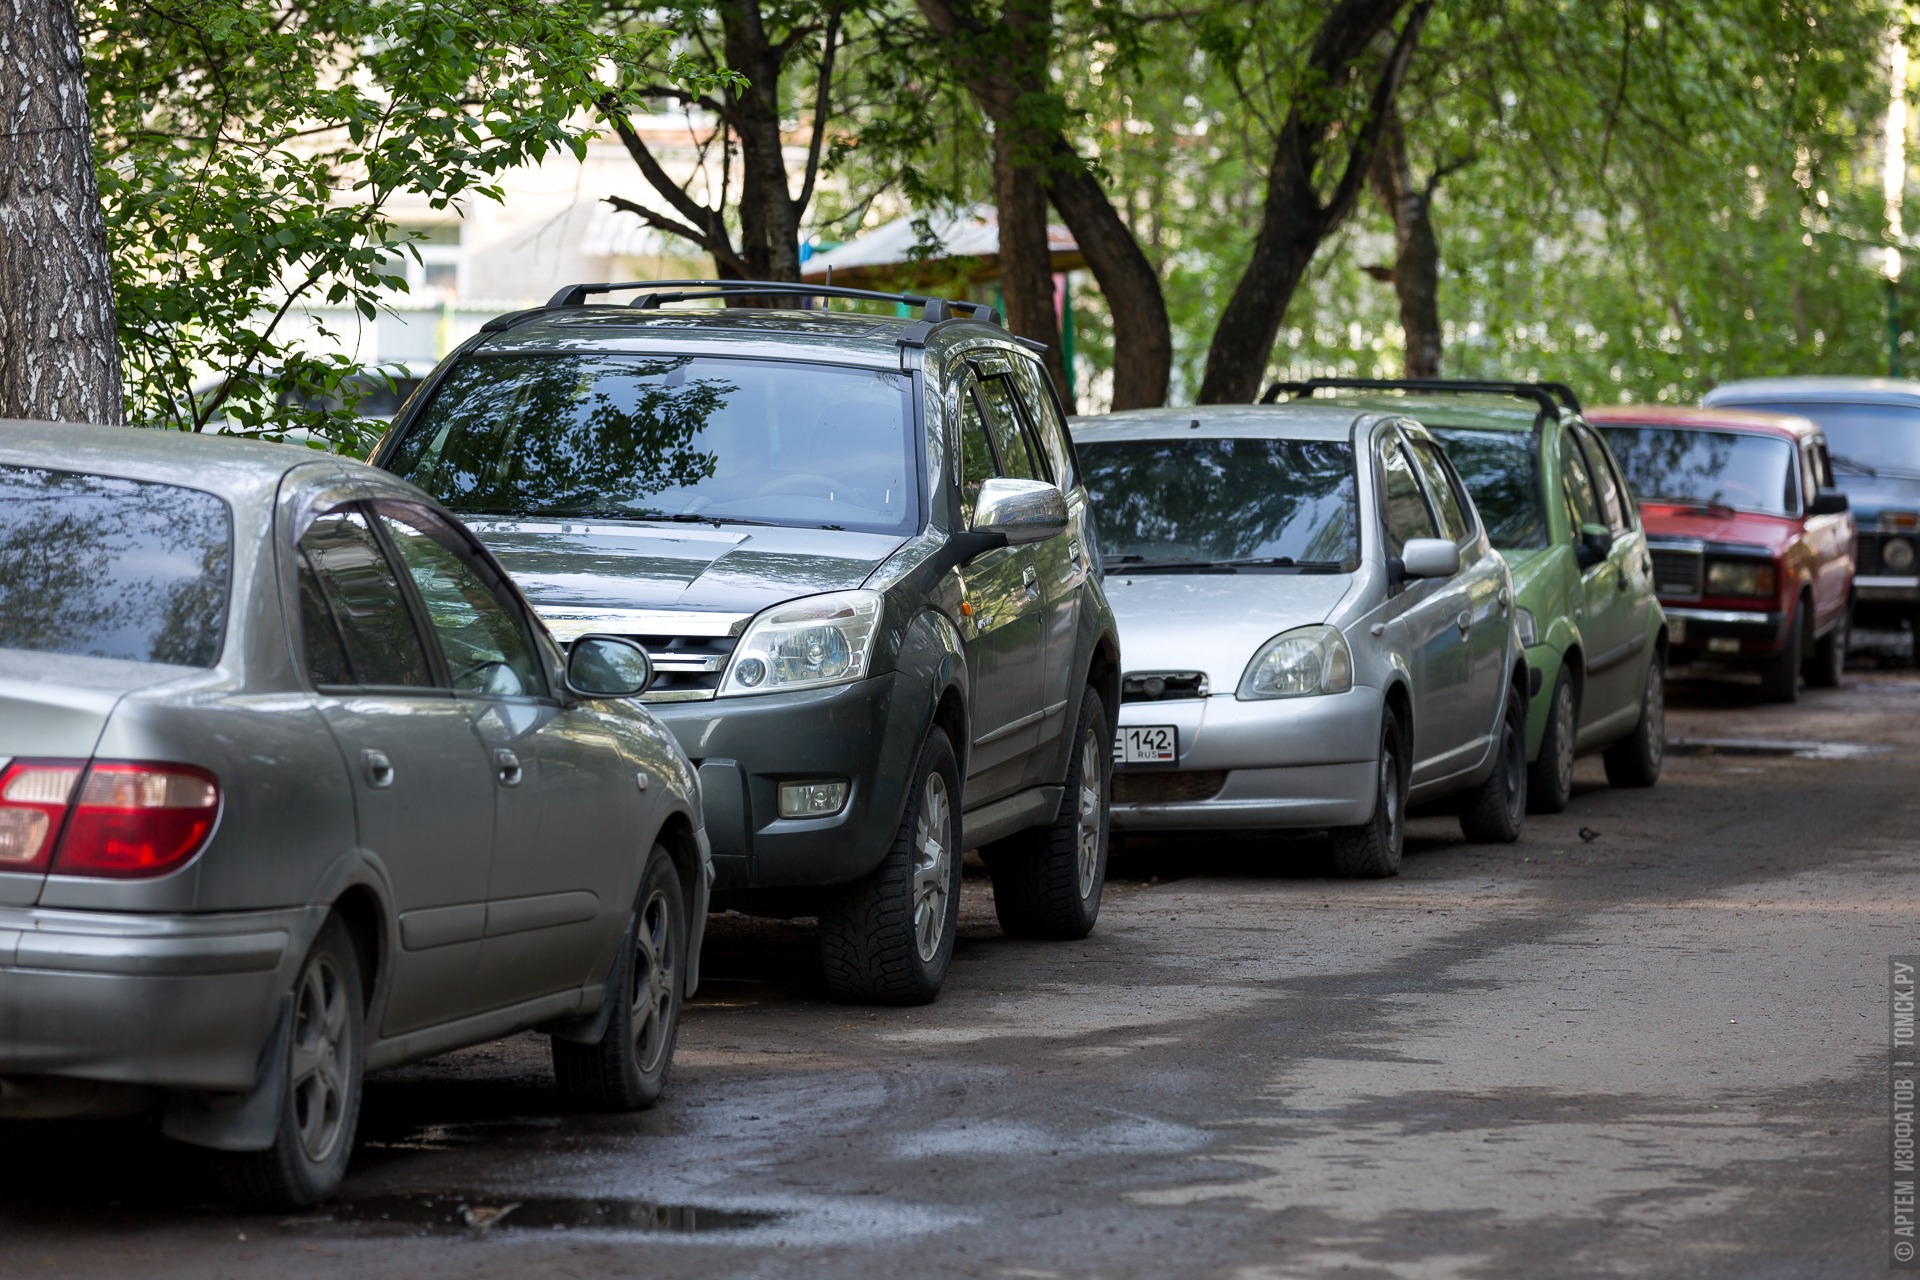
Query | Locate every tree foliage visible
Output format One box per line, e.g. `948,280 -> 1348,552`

83,0 -> 728,447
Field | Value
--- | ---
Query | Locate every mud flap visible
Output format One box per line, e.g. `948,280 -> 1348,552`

160,994 -> 290,1152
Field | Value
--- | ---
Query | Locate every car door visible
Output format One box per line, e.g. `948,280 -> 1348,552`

1007,352 -> 1093,739
1567,424 -> 1645,728
1408,435 -> 1508,760
1800,435 -> 1851,629
1377,431 -> 1476,784
976,355 -> 1079,771
374,500 -> 635,1010
294,503 -> 501,1036
954,367 -> 1048,804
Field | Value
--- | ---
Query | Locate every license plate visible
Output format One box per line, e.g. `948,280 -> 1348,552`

1670,616 -> 1687,644
1114,724 -> 1177,766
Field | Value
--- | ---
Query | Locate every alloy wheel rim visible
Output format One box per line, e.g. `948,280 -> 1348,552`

1075,728 -> 1103,900
630,888 -> 676,1075
289,953 -> 351,1164
1553,684 -> 1575,792
911,771 -> 953,963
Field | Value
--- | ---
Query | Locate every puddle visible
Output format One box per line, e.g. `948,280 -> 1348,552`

297,1192 -> 782,1237
1666,737 -> 1889,760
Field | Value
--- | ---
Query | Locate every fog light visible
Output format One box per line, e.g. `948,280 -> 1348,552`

778,780 -> 849,819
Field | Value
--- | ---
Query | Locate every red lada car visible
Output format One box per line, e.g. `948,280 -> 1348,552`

1589,406 -> 1854,702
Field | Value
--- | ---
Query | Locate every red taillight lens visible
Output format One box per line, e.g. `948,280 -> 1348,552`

0,761 -> 84,871
50,762 -> 220,879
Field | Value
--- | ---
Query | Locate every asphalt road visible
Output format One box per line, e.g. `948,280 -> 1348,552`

6,658 -> 1920,1279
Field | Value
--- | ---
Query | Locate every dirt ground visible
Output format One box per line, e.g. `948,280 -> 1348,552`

5,654 -> 1919,1279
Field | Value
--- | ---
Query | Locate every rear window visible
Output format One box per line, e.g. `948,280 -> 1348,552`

0,466 -> 233,667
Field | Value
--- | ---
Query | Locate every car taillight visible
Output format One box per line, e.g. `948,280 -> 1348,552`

0,761 -> 84,871
49,763 -> 220,879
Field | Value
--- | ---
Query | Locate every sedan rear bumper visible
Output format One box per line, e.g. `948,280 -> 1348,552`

0,905 -> 318,1098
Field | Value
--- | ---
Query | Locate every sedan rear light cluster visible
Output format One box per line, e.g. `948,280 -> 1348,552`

0,760 -> 219,878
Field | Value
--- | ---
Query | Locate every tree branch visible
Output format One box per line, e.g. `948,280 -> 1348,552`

1319,0 -> 1433,235
795,2 -> 846,217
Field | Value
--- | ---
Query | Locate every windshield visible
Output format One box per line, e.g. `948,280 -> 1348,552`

386,354 -> 918,535
1727,401 -> 1920,480
1599,426 -> 1798,517
1077,437 -> 1359,569
0,466 -> 232,666
1430,428 -> 1547,549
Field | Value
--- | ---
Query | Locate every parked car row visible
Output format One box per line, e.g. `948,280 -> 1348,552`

0,282 -> 1894,1211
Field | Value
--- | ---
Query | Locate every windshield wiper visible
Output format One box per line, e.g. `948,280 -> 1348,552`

1828,453 -> 1879,478
1110,555 -> 1347,573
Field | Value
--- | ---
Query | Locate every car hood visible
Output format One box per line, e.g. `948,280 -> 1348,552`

1104,571 -> 1358,688
461,518 -> 908,625
1834,474 -> 1920,525
1638,504 -> 1797,553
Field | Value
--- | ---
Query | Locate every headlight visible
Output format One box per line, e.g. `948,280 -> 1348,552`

1705,559 -> 1776,598
719,590 -> 884,696
1237,624 -> 1353,700
1884,537 -> 1917,572
1515,607 -> 1538,648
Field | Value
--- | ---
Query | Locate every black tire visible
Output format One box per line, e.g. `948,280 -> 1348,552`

1458,687 -> 1527,844
986,689 -> 1111,940
552,845 -> 686,1110
818,727 -> 962,1005
1758,600 -> 1805,703
1526,666 -> 1576,815
1603,650 -> 1665,788
212,915 -> 364,1210
1805,602 -> 1849,688
1330,708 -> 1407,878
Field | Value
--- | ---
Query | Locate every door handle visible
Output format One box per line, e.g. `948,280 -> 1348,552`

361,749 -> 394,790
1455,610 -> 1472,634
1068,538 -> 1084,569
494,748 -> 523,788
1022,562 -> 1040,597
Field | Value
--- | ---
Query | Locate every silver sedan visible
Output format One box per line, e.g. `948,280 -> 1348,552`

0,421 -> 711,1208
1075,403 -> 1530,874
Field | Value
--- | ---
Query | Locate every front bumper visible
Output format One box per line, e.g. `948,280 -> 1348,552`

652,672 -> 928,891
0,904 -> 318,1094
1662,605 -> 1788,660
1856,575 -> 1920,605
1111,686 -> 1383,832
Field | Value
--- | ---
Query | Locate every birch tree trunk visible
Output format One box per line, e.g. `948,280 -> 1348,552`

0,0 -> 123,423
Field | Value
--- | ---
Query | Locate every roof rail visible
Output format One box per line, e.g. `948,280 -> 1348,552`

1261,377 -> 1567,422
542,278 -> 1001,325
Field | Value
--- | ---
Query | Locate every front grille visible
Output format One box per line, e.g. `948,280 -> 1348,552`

1113,771 -> 1227,804
1649,545 -> 1703,599
1859,533 -> 1884,576
1122,671 -> 1210,702
618,633 -> 738,700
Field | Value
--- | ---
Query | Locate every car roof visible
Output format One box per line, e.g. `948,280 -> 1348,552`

0,420 -> 329,499
1705,376 -> 1920,407
1069,403 -> 1375,443
1586,404 -> 1823,441
1275,392 -> 1543,433
471,305 -> 1005,369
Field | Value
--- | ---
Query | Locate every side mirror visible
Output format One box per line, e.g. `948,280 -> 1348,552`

972,477 -> 1068,546
565,634 -> 653,698
1575,522 -> 1613,569
1399,537 -> 1461,579
1809,488 -> 1850,517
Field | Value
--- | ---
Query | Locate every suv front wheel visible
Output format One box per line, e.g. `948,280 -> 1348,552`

984,688 -> 1111,940
818,727 -> 963,1005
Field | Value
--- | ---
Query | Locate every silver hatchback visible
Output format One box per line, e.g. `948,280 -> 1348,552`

1075,404 -> 1530,874
0,422 -> 711,1207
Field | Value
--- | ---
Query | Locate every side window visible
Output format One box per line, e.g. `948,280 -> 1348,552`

297,507 -> 434,689
1409,439 -> 1472,543
1009,355 -> 1076,489
1801,442 -> 1822,504
958,382 -> 997,526
1573,425 -> 1628,534
975,376 -> 1043,481
376,504 -> 546,698
1560,430 -> 1605,537
1380,437 -> 1439,558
